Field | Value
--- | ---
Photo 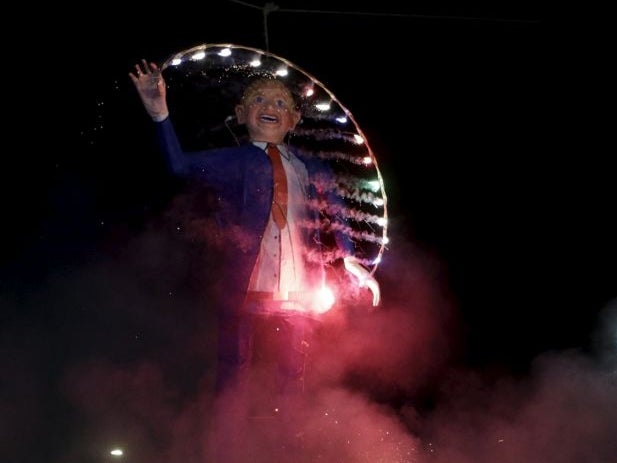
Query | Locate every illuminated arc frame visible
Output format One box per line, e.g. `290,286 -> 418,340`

160,43 -> 388,276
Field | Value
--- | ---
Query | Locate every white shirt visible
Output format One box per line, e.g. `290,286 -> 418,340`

246,142 -> 312,306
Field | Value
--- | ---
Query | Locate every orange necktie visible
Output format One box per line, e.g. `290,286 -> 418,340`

266,143 -> 288,229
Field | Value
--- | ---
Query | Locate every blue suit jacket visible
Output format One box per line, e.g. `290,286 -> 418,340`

155,118 -> 352,316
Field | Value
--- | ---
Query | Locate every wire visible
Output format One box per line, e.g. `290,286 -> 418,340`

226,1 -> 539,24
226,1 -> 539,50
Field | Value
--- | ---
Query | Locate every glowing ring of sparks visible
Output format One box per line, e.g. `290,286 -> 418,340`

160,43 -> 388,276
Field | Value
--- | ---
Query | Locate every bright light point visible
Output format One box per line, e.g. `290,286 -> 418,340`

275,68 -> 288,76
335,116 -> 348,123
372,255 -> 382,265
170,58 -> 182,66
305,88 -> 315,97
353,134 -> 364,144
373,198 -> 385,207
361,156 -> 372,165
367,180 -> 380,192
190,51 -> 206,61
110,449 -> 123,456
249,59 -> 261,67
315,102 -> 331,111
218,48 -> 232,57
382,236 -> 390,245
314,286 -> 335,314
376,217 -> 387,227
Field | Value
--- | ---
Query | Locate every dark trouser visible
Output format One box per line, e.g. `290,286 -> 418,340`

209,306 -> 316,461
215,306 -> 314,397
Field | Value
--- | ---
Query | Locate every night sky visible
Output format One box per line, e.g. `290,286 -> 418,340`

3,2 -> 616,463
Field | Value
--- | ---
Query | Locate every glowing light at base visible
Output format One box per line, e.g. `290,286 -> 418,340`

110,448 -> 123,457
313,286 -> 336,314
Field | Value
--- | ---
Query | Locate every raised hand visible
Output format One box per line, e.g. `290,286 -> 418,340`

129,59 -> 169,121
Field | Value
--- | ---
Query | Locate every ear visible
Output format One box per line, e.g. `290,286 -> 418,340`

290,109 -> 302,128
235,104 -> 246,124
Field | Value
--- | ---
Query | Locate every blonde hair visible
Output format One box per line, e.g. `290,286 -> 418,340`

241,78 -> 298,109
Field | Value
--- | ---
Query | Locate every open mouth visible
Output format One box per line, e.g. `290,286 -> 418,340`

260,114 -> 279,123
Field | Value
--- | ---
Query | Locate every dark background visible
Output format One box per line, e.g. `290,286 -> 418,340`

3,2 -> 616,462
